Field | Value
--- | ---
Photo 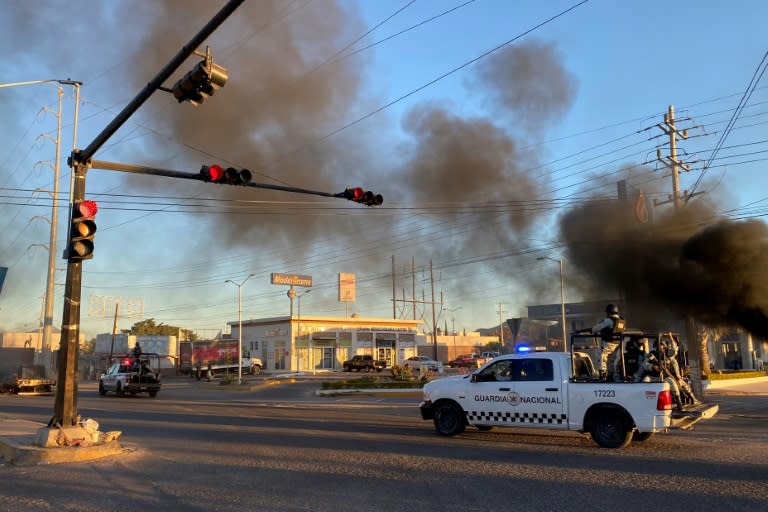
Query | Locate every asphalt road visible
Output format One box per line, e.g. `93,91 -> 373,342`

0,377 -> 766,512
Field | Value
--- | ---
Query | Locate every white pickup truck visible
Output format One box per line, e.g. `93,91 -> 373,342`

419,350 -> 719,448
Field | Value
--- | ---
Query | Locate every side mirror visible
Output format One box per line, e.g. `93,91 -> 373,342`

470,373 -> 479,383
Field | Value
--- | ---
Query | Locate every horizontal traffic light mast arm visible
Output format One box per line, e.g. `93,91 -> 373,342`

89,159 -> 373,201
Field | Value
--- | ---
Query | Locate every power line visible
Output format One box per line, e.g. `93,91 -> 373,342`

686,50 -> 768,203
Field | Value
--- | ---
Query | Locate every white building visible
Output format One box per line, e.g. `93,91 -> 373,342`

230,315 -> 422,372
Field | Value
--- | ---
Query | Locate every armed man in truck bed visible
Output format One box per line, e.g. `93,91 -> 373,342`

591,303 -> 626,382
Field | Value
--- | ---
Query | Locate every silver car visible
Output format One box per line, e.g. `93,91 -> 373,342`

400,356 -> 444,373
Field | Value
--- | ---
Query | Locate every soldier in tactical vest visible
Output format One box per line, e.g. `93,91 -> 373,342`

591,304 -> 626,381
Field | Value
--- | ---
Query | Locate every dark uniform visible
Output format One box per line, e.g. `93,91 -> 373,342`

623,337 -> 647,378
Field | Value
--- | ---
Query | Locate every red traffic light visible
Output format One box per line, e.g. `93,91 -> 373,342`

341,187 -> 383,206
344,187 -> 364,201
200,164 -> 224,182
77,200 -> 98,217
69,200 -> 98,261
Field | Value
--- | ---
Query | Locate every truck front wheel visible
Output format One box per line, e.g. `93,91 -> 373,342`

433,402 -> 466,436
98,382 -> 106,396
251,365 -> 262,375
590,410 -> 632,449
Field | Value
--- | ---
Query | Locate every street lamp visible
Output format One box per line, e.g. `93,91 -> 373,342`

225,273 -> 255,385
537,257 -> 567,353
296,289 -> 312,372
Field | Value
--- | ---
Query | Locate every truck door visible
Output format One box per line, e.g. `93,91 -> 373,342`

103,364 -> 120,390
464,358 -> 519,426
510,357 -> 566,428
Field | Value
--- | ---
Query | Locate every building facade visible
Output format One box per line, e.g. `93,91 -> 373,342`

231,315 -> 422,372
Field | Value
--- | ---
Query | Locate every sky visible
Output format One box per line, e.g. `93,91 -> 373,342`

1,0 -> 767,341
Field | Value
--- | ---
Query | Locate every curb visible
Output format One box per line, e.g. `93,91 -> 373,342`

0,420 -> 127,466
315,388 -> 422,397
703,376 -> 768,390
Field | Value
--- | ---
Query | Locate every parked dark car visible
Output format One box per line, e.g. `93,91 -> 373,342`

342,355 -> 387,372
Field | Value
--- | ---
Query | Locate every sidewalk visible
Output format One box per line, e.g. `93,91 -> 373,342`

704,375 -> 768,394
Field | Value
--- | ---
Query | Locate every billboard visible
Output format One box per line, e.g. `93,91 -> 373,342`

338,272 -> 356,302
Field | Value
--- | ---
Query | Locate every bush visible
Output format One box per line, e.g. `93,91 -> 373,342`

390,365 -> 415,381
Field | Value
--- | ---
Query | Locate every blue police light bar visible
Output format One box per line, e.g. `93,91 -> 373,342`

515,344 -> 547,353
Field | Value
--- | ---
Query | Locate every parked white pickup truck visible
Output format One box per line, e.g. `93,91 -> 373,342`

419,349 -> 719,448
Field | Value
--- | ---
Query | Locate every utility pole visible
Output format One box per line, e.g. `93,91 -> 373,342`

497,303 -> 506,348
430,260 -> 439,361
656,104 -> 703,398
391,255 -> 396,319
40,87 -> 63,374
392,257 -> 442,326
655,104 -> 692,209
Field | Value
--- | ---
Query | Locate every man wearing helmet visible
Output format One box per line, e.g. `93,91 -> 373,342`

635,334 -> 701,409
591,304 -> 626,381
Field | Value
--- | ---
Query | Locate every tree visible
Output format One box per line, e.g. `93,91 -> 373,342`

80,338 -> 96,354
124,318 -> 198,341
698,326 -> 711,377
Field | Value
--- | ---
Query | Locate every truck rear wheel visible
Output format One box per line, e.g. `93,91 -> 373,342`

433,402 -> 466,436
149,390 -> 158,397
251,365 -> 261,375
590,410 -> 632,448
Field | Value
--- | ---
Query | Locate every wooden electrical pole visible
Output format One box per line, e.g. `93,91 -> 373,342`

656,104 -> 703,398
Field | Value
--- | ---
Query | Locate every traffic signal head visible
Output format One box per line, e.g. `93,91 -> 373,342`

172,60 -> 229,106
342,187 -> 383,206
200,164 -> 224,182
222,167 -> 252,185
200,165 -> 251,186
68,200 -> 98,261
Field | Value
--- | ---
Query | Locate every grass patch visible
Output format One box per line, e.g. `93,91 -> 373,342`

704,370 -> 767,381
321,376 -> 425,390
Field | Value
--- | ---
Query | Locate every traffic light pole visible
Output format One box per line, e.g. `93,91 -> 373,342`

50,0 -> 246,428
50,161 -> 87,426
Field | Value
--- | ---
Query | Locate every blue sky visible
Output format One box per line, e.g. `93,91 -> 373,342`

1,0 -> 767,341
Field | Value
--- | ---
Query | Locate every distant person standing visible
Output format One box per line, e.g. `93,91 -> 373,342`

132,341 -> 142,357
591,304 -> 625,381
